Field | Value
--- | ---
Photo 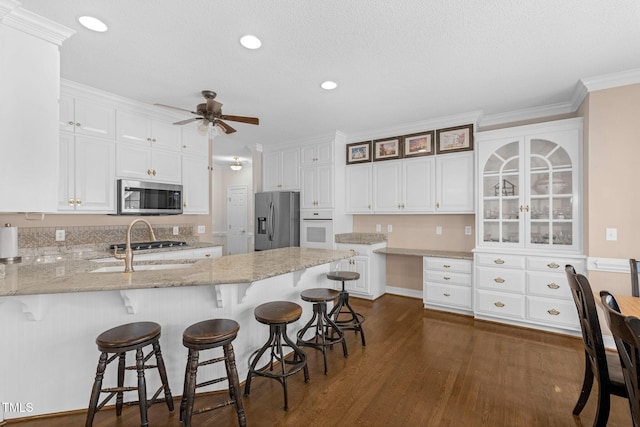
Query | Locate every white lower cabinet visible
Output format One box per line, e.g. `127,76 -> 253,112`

423,257 -> 473,314
334,243 -> 386,300
474,251 -> 584,332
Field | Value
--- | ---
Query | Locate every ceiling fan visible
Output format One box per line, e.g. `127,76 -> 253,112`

155,90 -> 259,135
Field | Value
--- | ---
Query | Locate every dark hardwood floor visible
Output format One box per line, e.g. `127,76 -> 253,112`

9,294 -> 633,426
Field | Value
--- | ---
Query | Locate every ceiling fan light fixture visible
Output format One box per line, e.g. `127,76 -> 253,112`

230,156 -> 243,171
240,35 -> 261,50
196,120 -> 209,136
213,124 -> 226,136
321,80 -> 338,90
78,16 -> 108,32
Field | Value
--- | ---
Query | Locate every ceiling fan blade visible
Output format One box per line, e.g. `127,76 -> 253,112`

221,115 -> 259,125
173,117 -> 201,125
216,120 -> 236,134
206,98 -> 223,114
154,103 -> 198,115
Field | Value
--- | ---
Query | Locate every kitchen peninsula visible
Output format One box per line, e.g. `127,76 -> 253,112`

0,247 -> 352,420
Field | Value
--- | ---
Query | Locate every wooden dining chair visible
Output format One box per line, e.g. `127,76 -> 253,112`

600,291 -> 640,427
565,265 -> 627,426
630,259 -> 640,297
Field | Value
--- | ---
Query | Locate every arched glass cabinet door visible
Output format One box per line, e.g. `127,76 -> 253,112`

481,140 -> 522,245
527,139 -> 573,248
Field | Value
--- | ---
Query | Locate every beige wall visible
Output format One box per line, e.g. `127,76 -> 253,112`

353,214 -> 475,290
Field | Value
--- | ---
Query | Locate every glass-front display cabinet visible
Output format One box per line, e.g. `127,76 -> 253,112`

476,119 -> 582,252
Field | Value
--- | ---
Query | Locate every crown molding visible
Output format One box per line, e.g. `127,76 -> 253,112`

478,102 -> 575,128
581,68 -> 640,93
1,1 -> 75,45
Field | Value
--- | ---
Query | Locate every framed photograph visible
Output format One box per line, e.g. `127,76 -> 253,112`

436,124 -> 474,154
346,141 -> 372,164
403,131 -> 434,157
373,137 -> 401,161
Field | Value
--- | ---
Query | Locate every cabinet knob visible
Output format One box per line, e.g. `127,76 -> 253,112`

147,169 -> 152,175
75,123 -> 81,127
152,138 -> 156,142
76,199 -> 81,205
183,145 -> 187,148
443,264 -> 451,268
67,121 -> 74,126
436,202 -> 440,209
443,293 -> 451,297
494,301 -> 505,308
153,169 -> 157,176
443,276 -> 451,280
68,198 -> 74,206
147,137 -> 152,142
205,253 -> 211,257
183,202 -> 187,208
368,205 -> 371,209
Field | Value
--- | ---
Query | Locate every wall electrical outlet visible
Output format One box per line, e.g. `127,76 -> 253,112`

606,228 -> 617,241
197,225 -> 206,234
387,224 -> 393,233
172,226 -> 179,235
55,229 -> 65,241
435,226 -> 442,235
376,224 -> 381,232
465,226 -> 472,235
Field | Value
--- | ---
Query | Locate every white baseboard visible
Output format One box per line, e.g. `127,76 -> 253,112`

385,286 -> 422,300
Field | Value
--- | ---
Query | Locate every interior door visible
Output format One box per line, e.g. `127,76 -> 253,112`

227,185 -> 248,255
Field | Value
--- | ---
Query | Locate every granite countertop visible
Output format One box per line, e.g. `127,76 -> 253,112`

335,233 -> 387,245
373,247 -> 473,260
0,247 -> 353,297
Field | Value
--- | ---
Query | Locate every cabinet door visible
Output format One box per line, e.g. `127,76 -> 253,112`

263,151 -> 281,191
59,95 -> 75,133
436,152 -> 474,212
74,98 -> 116,139
373,161 -> 402,212
346,163 -> 372,213
316,141 -> 333,164
152,120 -> 181,152
57,133 -> 75,211
74,136 -> 115,212
315,165 -> 333,208
181,127 -> 209,156
280,147 -> 300,190
116,143 -> 152,180
182,155 -> 209,214
300,166 -> 317,209
349,257 -> 369,294
403,157 -> 435,212
152,150 -> 182,183
116,110 -> 152,144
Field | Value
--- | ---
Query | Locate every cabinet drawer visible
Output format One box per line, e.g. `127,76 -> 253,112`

475,253 -> 525,269
425,283 -> 472,309
526,257 -> 585,273
425,270 -> 471,287
526,271 -> 572,300
475,290 -> 525,319
335,244 -> 372,256
527,296 -> 579,328
424,257 -> 471,274
476,267 -> 525,293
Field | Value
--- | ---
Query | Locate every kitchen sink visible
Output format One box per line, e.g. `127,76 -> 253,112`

90,263 -> 194,273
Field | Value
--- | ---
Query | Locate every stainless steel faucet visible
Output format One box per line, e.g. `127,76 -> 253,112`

113,218 -> 157,272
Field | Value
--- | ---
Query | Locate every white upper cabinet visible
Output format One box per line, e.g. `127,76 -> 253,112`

115,143 -> 182,183
435,151 -> 474,213
182,154 -> 209,214
345,163 -> 372,213
301,164 -> 333,209
372,157 -> 435,213
116,110 -> 181,152
59,95 -> 116,139
476,118 -> 582,252
181,127 -> 209,156
301,140 -> 333,166
263,147 -> 300,191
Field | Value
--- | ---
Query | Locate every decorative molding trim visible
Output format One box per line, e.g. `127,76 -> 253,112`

586,257 -> 630,273
478,102 -> 574,128
385,286 -> 422,300
1,4 -> 75,45
580,68 -> 640,93
570,81 -> 589,112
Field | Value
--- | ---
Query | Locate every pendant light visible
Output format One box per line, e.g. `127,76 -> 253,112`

230,156 -> 243,171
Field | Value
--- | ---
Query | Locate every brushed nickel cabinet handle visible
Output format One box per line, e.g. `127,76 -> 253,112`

443,264 -> 451,268
547,262 -> 560,269
443,293 -> 451,297
494,259 -> 505,265
443,276 -> 451,280
494,302 -> 505,308
494,277 -> 505,283
205,253 -> 211,257
547,309 -> 560,316
547,283 -> 560,289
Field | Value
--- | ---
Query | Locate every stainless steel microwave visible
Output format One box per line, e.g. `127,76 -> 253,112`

117,180 -> 183,215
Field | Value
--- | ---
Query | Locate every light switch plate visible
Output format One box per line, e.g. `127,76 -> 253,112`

436,226 -> 442,235
197,225 -> 206,234
172,226 -> 179,235
606,228 -> 617,241
465,226 -> 472,235
55,229 -> 65,241
387,224 -> 393,233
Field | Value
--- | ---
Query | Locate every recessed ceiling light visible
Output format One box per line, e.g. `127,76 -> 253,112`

78,16 -> 108,32
240,35 -> 261,49
321,81 -> 338,90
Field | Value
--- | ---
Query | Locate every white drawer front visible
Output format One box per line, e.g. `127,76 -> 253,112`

425,283 -> 472,308
425,270 -> 471,287
475,253 -> 525,269
526,257 -> 585,273
527,296 -> 579,329
476,267 -> 525,293
335,244 -> 373,256
476,290 -> 525,319
424,257 -> 472,274
526,271 -> 572,300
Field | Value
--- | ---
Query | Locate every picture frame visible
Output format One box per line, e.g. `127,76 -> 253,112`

346,141 -> 372,164
373,137 -> 401,161
402,131 -> 434,157
436,124 -> 474,154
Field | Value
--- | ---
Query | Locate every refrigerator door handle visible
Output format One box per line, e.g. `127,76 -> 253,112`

269,202 -> 276,241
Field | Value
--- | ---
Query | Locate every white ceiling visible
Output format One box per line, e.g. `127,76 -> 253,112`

18,0 -> 640,166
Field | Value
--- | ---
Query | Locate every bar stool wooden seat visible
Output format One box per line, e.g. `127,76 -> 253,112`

244,301 -> 309,410
180,319 -> 246,427
86,321 -> 173,427
327,271 -> 366,346
297,288 -> 348,374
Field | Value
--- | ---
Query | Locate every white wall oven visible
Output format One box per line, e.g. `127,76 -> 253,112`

300,210 -> 334,249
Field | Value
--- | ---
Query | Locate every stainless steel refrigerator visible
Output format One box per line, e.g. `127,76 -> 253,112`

254,191 -> 300,251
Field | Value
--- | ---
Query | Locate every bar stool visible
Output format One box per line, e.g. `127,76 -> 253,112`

86,321 -> 173,427
327,271 -> 366,346
180,319 -> 246,427
244,301 -> 309,410
296,288 -> 348,374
